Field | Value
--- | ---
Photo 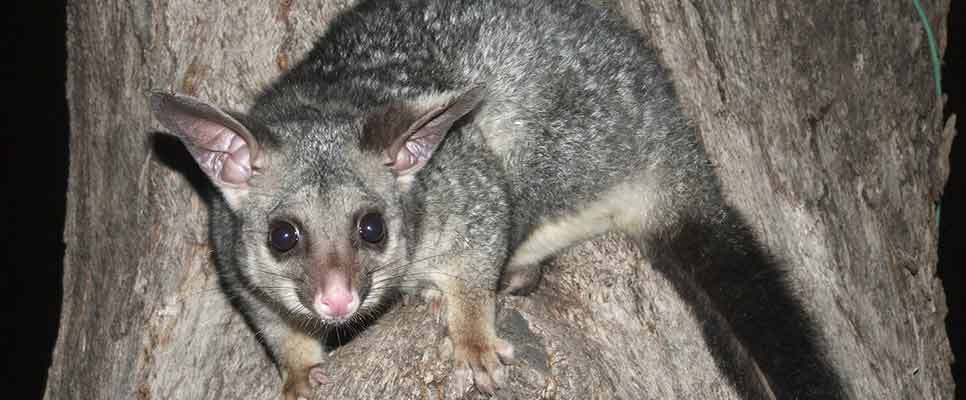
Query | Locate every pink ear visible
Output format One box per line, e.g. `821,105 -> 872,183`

385,87 -> 485,176
150,92 -> 260,189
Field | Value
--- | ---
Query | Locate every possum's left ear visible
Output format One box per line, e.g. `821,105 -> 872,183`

362,87 -> 485,178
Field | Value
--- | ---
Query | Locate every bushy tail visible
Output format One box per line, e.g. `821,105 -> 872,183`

642,205 -> 845,399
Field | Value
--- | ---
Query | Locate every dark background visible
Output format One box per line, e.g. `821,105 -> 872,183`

1,2 -> 962,399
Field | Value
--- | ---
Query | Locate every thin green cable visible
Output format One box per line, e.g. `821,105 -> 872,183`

911,0 -> 944,227
912,0 -> 943,97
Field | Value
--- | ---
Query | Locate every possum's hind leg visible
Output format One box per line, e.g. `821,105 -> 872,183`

499,207 -> 615,295
500,262 -> 545,296
500,180 -> 660,295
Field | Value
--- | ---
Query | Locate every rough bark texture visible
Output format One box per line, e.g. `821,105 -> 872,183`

46,1 -> 955,399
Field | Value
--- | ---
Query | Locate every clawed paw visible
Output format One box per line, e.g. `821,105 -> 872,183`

444,336 -> 515,395
282,364 -> 328,400
499,264 -> 543,296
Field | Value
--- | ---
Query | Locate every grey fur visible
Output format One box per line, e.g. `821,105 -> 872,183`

151,0 -> 845,398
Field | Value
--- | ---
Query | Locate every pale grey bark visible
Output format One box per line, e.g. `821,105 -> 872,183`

46,1 -> 955,399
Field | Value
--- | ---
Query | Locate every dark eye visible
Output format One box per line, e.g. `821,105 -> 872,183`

268,221 -> 300,252
357,212 -> 386,244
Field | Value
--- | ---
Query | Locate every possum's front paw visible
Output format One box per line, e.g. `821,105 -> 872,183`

442,334 -> 515,395
437,283 -> 514,394
282,364 -> 327,400
275,329 -> 328,400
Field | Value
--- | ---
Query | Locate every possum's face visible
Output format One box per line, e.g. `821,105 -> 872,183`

150,89 -> 482,325
233,135 -> 409,324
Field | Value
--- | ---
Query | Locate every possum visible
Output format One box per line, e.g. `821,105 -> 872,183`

149,0 -> 846,398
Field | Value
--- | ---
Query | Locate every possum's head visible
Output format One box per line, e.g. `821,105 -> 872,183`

149,89 -> 481,324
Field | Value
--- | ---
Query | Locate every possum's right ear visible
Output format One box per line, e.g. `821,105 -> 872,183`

362,87 -> 485,186
149,92 -> 260,207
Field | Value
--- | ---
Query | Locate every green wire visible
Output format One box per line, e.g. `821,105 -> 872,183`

912,0 -> 943,98
911,0 -> 943,226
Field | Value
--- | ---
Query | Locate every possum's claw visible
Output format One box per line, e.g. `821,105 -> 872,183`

445,335 -> 515,395
282,364 -> 328,400
438,284 -> 515,395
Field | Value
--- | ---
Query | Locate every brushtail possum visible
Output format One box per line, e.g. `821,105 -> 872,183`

150,0 -> 846,398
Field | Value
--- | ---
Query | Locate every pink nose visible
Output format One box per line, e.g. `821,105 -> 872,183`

313,288 -> 357,319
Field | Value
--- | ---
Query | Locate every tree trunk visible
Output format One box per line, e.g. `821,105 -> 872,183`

46,1 -> 955,399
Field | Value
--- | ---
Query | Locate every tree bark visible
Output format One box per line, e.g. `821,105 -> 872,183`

46,1 -> 955,399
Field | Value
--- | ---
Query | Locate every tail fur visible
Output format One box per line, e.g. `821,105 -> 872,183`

641,205 -> 845,399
